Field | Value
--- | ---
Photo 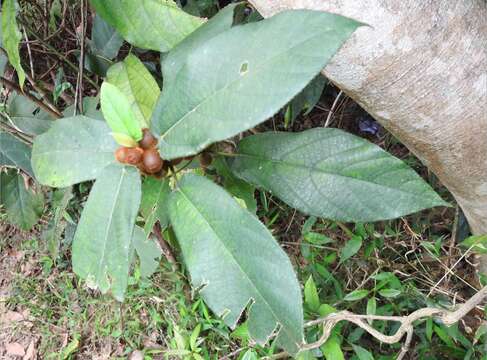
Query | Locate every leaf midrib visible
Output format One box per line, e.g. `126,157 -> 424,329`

235,152 -> 434,199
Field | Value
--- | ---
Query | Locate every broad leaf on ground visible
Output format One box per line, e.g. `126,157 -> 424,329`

6,91 -> 53,136
72,164 -> 141,301
167,173 -> 303,354
0,131 -> 34,177
133,226 -> 162,278
140,177 -> 171,236
89,0 -> 203,53
32,116 -> 118,187
231,128 -> 449,222
151,10 -> 361,159
100,82 -> 142,142
107,54 -> 160,128
0,171 -> 44,230
1,0 -> 25,87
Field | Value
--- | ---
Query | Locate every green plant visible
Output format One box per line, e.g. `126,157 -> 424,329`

1,1 -> 455,357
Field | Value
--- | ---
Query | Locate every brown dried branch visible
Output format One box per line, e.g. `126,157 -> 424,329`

269,285 -> 487,359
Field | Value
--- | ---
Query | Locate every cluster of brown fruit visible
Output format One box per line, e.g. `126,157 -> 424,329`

114,129 -> 166,176
114,129 -> 213,177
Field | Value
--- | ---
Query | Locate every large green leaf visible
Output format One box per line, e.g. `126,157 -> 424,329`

107,54 -> 160,129
140,176 -> 171,235
32,116 -> 118,187
167,173 -> 303,354
91,14 -> 124,59
0,11 -> 7,76
0,131 -> 33,176
72,164 -> 141,301
160,3 -> 239,86
0,171 -> 44,230
151,10 -> 361,159
231,128 -> 449,222
89,0 -> 204,53
100,82 -> 143,142
1,0 -> 25,87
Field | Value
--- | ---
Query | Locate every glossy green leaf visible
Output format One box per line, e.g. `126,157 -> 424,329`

378,288 -> 401,298
343,289 -> 369,301
0,171 -> 44,230
0,131 -> 34,177
352,344 -> 375,360
167,173 -> 303,354
340,236 -> 362,263
91,14 -> 124,59
89,0 -> 203,52
72,164 -> 141,301
152,10 -> 361,159
140,177 -> 171,235
1,0 -> 25,87
321,335 -> 344,360
107,54 -> 160,128
100,82 -> 142,141
460,235 -> 487,254
304,275 -> 320,312
366,297 -> 376,325
231,128 -> 449,222
32,116 -> 118,187
133,226 -> 162,278
0,11 -> 7,76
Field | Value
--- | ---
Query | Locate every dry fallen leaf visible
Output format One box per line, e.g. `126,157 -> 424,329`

23,340 -> 36,360
6,342 -> 25,357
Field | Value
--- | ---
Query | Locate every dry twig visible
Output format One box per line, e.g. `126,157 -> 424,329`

268,285 -> 487,359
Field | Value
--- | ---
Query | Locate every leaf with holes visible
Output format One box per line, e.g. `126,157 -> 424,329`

151,10 -> 362,159
0,171 -> 44,230
72,164 -> 141,301
231,128 -> 449,222
0,131 -> 34,177
1,0 -> 25,87
107,54 -> 160,128
89,0 -> 204,52
32,116 -> 118,187
168,174 -> 303,355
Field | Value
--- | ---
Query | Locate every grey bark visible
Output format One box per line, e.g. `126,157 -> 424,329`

249,0 -> 487,272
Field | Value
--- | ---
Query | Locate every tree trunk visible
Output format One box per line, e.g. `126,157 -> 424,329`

249,0 -> 487,272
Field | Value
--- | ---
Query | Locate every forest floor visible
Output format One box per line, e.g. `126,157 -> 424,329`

1,86 -> 485,359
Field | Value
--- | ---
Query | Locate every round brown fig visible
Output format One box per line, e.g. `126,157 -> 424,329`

143,148 -> 163,174
126,147 -> 144,165
115,147 -> 128,163
139,128 -> 158,150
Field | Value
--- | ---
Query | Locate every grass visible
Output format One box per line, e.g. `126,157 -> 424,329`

2,179 -> 486,359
